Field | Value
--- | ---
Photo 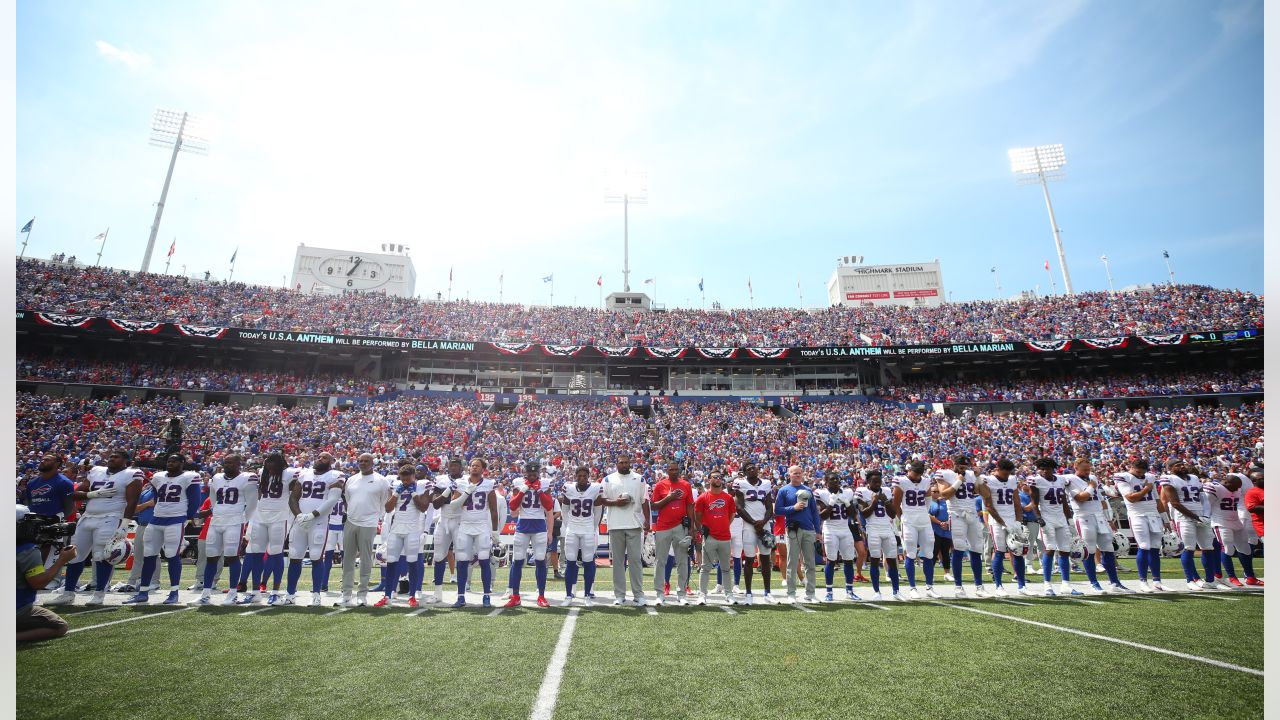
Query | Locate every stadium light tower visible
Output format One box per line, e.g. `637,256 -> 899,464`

604,170 -> 647,292
141,109 -> 208,273
1009,144 -> 1073,295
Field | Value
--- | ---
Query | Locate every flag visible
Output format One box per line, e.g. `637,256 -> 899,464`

230,247 -> 238,264
644,278 -> 654,284
698,278 -> 704,292
94,231 -> 107,241
449,267 -> 453,282
543,274 -> 553,283
1163,250 -> 1170,259
748,278 -> 753,293
596,275 -> 602,287
20,218 -> 33,233
1044,260 -> 1050,271
167,240 -> 176,258
990,267 -> 996,273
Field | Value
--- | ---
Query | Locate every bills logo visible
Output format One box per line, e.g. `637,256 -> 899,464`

490,342 -> 533,355
745,348 -> 789,359
1078,337 -> 1127,350
1139,333 -> 1186,346
694,347 -> 737,360
108,318 -> 163,334
541,345 -> 583,357
175,325 -> 228,339
35,312 -> 93,328
644,347 -> 687,359
1026,339 -> 1070,352
596,346 -> 637,358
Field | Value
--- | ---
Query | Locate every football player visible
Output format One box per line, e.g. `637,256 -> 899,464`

124,453 -> 200,605
197,454 -> 258,606
50,450 -> 143,606
1064,458 -> 1126,593
559,466 -> 603,605
450,458 -> 499,607
1219,468 -> 1264,587
856,470 -> 901,601
1108,459 -> 1167,592
934,456 -> 987,598
732,461 -> 776,604
237,452 -> 298,605
1202,473 -> 1257,589
893,460 -> 939,599
284,453 -> 345,605
376,466 -> 431,607
1028,458 -> 1082,596
505,461 -> 556,608
976,459 -> 1029,596
1159,458 -> 1218,590
427,455 -> 466,603
816,474 -> 859,601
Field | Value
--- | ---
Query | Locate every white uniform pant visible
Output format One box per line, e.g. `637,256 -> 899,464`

864,526 -> 896,560
987,520 -> 1022,554
736,521 -> 770,557
1129,514 -> 1164,551
325,525 -> 344,552
1173,517 -> 1213,551
563,529 -> 599,563
206,522 -> 244,557
823,527 -> 856,561
455,527 -> 491,562
1214,524 -> 1245,555
287,519 -> 330,560
143,520 -> 186,558
512,531 -> 548,562
1073,513 -> 1114,554
433,516 -> 461,563
385,530 -> 420,561
901,521 -> 935,560
950,512 -> 984,553
1040,520 -> 1070,552
248,516 -> 290,555
72,514 -> 123,563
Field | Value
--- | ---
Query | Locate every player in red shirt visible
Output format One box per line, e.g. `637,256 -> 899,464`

650,461 -> 695,605
1243,471 -> 1263,541
693,471 -> 738,606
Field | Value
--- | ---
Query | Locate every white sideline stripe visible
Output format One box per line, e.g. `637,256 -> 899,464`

1067,599 -> 1105,606
644,606 -> 658,616
998,599 -> 1034,606
487,607 -> 505,617
719,606 -> 738,615
1194,594 -> 1236,601
862,603 -> 892,611
59,606 -> 118,617
322,607 -> 352,617
1138,596 -> 1170,602
931,602 -> 1262,676
529,609 -> 580,720
406,608 -> 428,616
794,602 -> 817,613
68,607 -> 193,634
238,607 -> 275,616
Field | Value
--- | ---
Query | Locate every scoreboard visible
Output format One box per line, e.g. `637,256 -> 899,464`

826,260 -> 945,308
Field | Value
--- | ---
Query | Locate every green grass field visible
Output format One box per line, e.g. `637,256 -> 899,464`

19,561 -> 1264,720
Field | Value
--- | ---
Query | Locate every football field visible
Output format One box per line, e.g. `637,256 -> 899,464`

19,564 -> 1264,720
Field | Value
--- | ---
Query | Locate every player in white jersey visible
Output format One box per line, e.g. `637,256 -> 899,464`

50,449 -> 143,606
934,456 -> 987,597
731,462 -> 775,604
197,454 -> 258,605
374,465 -> 431,607
124,453 -> 200,605
1202,473 -> 1258,588
1159,459 -> 1218,590
505,461 -> 556,608
427,455 -> 466,603
284,453 -> 345,606
893,460 -> 939,599
1219,469 -> 1264,587
236,452 -> 298,605
320,496 -> 347,593
976,459 -> 1029,597
1063,458 -> 1125,593
855,470 -> 901,601
816,475 -> 859,602
558,466 -> 603,605
1028,458 -> 1082,597
447,458 -> 499,607
1109,459 -> 1167,592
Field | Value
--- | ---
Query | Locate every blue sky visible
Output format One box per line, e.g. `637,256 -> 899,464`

15,0 -> 1263,308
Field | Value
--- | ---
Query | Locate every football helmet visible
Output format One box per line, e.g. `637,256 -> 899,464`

103,537 -> 132,566
1006,524 -> 1029,556
1161,531 -> 1184,558
1069,533 -> 1086,559
760,533 -> 777,550
1111,534 -> 1132,555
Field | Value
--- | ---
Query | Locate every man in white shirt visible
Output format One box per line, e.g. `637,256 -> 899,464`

341,453 -> 392,607
600,455 -> 651,606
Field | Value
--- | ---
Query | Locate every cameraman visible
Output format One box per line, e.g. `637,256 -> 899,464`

17,505 -> 76,642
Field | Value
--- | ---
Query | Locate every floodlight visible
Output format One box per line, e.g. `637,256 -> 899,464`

604,169 -> 648,292
141,108 -> 208,273
1009,143 -> 1073,294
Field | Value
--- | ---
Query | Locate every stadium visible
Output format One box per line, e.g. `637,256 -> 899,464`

12,5 -> 1268,720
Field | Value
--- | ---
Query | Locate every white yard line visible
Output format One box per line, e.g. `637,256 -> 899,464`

1065,598 -> 1105,605
862,603 -> 892,611
58,606 -> 119,617
644,606 -> 658,616
998,599 -> 1034,606
322,607 -> 352,617
528,609 -> 580,720
405,608 -> 428,617
487,607 -> 506,617
238,606 -> 275,616
719,606 -> 738,615
794,602 -> 818,613
67,607 -> 194,634
931,602 -> 1262,676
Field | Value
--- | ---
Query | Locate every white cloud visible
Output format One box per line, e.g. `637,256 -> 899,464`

95,40 -> 150,70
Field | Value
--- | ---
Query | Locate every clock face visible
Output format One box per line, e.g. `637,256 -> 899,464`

315,254 -> 389,291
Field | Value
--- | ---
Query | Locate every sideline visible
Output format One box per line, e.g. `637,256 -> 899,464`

529,608 -> 581,720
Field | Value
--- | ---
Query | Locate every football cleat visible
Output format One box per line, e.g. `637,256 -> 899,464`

846,589 -> 861,601
562,594 -> 575,607
340,596 -> 356,607
712,584 -> 724,595
1201,579 -> 1220,590
1090,583 -> 1106,594
908,587 -> 921,600
1186,581 -> 1204,592
1135,581 -> 1152,594
695,595 -> 707,606
727,594 -> 738,606
86,592 -> 106,606
236,593 -> 258,605
482,595 -> 492,608
162,591 -> 181,605
654,596 -> 664,606
891,591 -> 905,602
973,586 -> 989,598
195,595 -> 212,606
1227,577 -> 1245,588
953,586 -> 967,599
992,585 -> 1008,597
1150,580 -> 1168,592
504,594 -> 522,608
870,592 -> 883,602
743,594 -> 754,606
187,583 -> 203,592
1017,586 -> 1035,597
222,592 -> 239,606
943,573 -> 955,583
451,596 -> 466,608
267,593 -> 280,605
536,596 -> 549,608
925,586 -> 940,599
631,598 -> 646,607
762,592 -> 775,604
612,598 -> 626,606
408,596 -> 419,609
373,597 -> 390,608
280,594 -> 296,606
1067,588 -> 1084,596
732,585 -> 741,595
123,592 -> 149,605
1042,586 -> 1056,597
1245,577 -> 1264,587
312,593 -> 324,607
825,590 -> 834,602
1110,583 -> 1129,594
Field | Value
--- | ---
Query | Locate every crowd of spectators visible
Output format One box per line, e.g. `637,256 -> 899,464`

16,392 -> 1262,496
18,259 -> 1263,347
17,355 -> 388,396
880,367 -> 1264,403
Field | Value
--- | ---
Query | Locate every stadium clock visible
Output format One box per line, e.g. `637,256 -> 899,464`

315,254 -> 389,291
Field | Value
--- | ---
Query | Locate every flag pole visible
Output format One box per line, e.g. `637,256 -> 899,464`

94,228 -> 109,267
19,219 -> 33,259
499,271 -> 504,304
550,277 -> 554,306
164,237 -> 174,274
